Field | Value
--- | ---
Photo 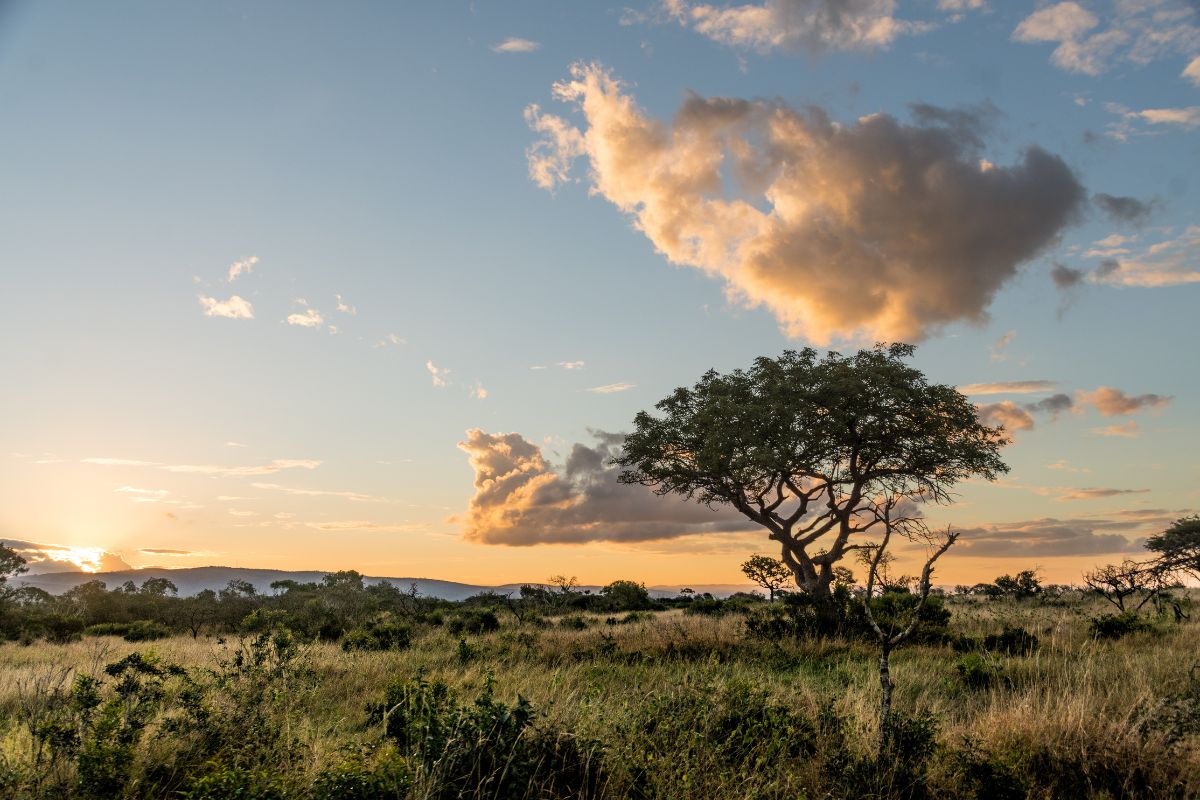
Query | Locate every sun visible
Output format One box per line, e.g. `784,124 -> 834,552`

56,547 -> 108,573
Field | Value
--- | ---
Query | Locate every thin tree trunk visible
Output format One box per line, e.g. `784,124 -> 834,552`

878,643 -> 894,759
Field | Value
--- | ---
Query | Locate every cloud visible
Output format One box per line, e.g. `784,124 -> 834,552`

975,401 -> 1034,432
225,441 -> 248,448
1137,106 -> 1200,129
470,382 -> 489,400
375,333 -> 407,347
287,308 -> 324,328
82,458 -> 158,467
989,329 -> 1016,360
1091,420 -> 1140,438
558,361 -> 586,369
139,548 -> 194,556
960,380 -> 1055,395
1051,263 -> 1087,290
1046,459 -> 1089,472
954,517 -> 1141,557
1078,226 -> 1200,287
1014,1 -> 1200,77
163,459 -> 322,477
1077,386 -> 1171,416
455,428 -> 756,545
3,540 -> 133,574
527,64 -> 1084,343
304,521 -> 424,532
114,486 -> 169,503
227,256 -> 259,283
1056,487 -> 1150,501
250,482 -> 386,502
199,295 -> 254,320
426,360 -> 449,387
587,382 -> 636,394
1093,193 -> 1154,225
1184,55 -> 1200,85
663,0 -> 933,54
975,392 -> 1073,432
228,508 -> 256,517
491,37 -> 541,53
334,294 -> 356,314
1024,393 -> 1073,418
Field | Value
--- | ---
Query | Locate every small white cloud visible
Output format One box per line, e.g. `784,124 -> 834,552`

470,382 -> 489,400
374,333 -> 406,348
199,295 -> 254,320
960,380 -> 1056,396
227,256 -> 259,283
82,458 -> 158,467
990,330 -> 1016,361
1091,420 -> 1139,438
251,482 -> 385,502
558,360 -> 585,370
426,360 -> 449,388
225,441 -> 248,448
335,294 -> 357,314
304,520 -> 424,532
1137,106 -> 1200,130
287,308 -> 324,328
587,382 -> 635,394
491,37 -> 541,53
1184,56 -> 1200,87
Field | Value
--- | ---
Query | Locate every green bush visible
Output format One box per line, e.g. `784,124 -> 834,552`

558,614 -> 590,630
955,652 -> 1003,690
371,675 -> 605,799
982,626 -> 1039,656
1089,612 -> 1149,640
341,622 -> 411,652
446,609 -> 500,635
183,767 -> 287,800
311,754 -> 412,799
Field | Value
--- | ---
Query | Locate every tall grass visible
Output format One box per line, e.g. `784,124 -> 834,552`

1,596 -> 1197,799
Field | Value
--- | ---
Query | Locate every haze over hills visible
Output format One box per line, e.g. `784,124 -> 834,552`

15,566 -> 753,600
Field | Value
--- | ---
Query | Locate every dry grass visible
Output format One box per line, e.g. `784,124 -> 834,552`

1,597 -> 1197,797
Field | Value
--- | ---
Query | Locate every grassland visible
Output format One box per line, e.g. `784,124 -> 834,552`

1,594 -> 1198,799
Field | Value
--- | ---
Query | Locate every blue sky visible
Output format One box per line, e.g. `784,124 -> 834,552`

1,0 -> 1197,586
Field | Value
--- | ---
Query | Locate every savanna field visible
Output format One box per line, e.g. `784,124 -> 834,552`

1,587 -> 1197,800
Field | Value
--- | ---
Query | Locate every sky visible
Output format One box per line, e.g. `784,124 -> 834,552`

1,0 -> 1197,588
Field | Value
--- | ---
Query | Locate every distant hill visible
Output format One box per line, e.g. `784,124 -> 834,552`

16,566 -> 754,600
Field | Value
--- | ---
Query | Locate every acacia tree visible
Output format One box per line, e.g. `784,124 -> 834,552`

741,554 -> 792,601
616,344 -> 1008,619
1147,515 -> 1200,580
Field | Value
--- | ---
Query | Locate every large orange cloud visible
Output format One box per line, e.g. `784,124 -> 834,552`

456,429 -> 755,545
527,64 -> 1085,344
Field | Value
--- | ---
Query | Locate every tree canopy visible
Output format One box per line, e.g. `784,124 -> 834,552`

616,344 -> 1009,600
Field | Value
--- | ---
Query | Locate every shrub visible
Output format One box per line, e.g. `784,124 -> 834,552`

341,622 -> 411,652
1088,611 -> 1149,640
311,754 -> 412,800
982,626 -> 1039,656
683,598 -> 729,616
446,609 -> 500,635
955,652 -> 1003,690
558,615 -> 590,630
122,620 -> 172,642
371,675 -> 605,799
183,767 -> 287,800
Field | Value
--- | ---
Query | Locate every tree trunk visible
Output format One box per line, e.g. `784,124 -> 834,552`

878,643 -> 894,759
